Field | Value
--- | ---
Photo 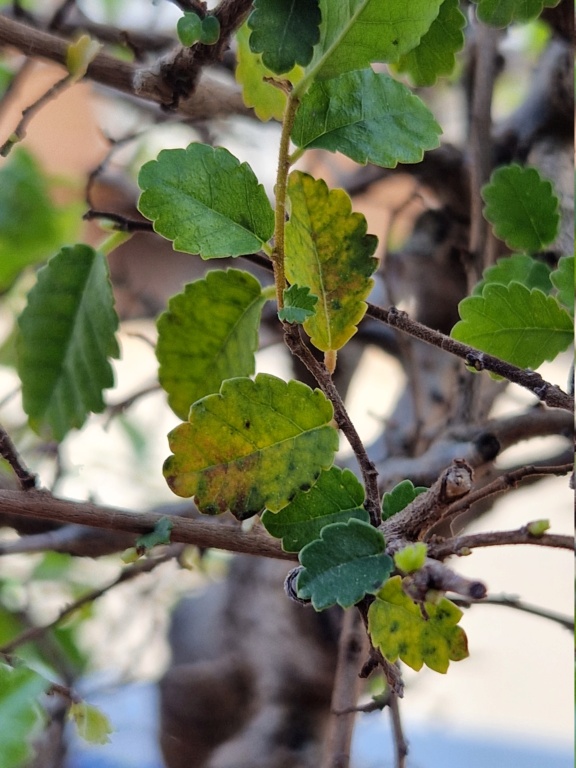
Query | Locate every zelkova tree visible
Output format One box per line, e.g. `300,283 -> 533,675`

0,1 -> 573,767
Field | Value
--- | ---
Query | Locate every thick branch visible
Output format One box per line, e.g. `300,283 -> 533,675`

0,14 -> 251,119
0,489 -> 293,561
367,304 -> 573,412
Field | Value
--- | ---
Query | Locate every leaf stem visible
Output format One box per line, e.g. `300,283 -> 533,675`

98,230 -> 133,256
272,92 -> 300,309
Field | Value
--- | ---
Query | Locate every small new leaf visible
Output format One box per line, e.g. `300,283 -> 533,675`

470,0 -> 560,27
550,255 -> 574,316
66,35 -> 102,81
285,171 -> 378,354
472,253 -> 552,296
163,374 -> 338,520
452,283 -> 573,370
138,143 -> 274,258
394,542 -> 427,573
156,270 -> 266,419
311,0 -> 444,80
382,480 -> 427,521
69,701 -> 112,745
200,16 -> 220,45
481,165 -> 560,252
292,70 -> 441,168
177,13 -> 202,46
527,519 -> 550,537
396,0 -> 466,86
248,0 -> 320,75
17,245 -> 119,441
297,519 -> 393,611
278,285 -> 318,324
368,576 -> 469,673
261,466 -> 368,552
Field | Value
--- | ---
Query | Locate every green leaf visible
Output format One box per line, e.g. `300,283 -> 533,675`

69,701 -> 112,745
285,171 -> 378,354
381,480 -> 428,521
550,255 -> 574,316
17,245 -> 120,442
156,270 -> 266,420
470,0 -> 560,27
452,282 -> 573,370
396,0 -> 466,86
248,0 -> 320,75
278,284 -> 318,324
200,15 -> 220,45
0,149 -> 78,290
481,164 -> 560,252
177,12 -> 202,46
297,519 -> 394,610
235,23 -> 303,122
163,373 -> 338,520
292,70 -> 441,168
138,143 -> 274,258
473,253 -> 552,296
0,663 -> 51,768
368,575 -> 469,673
310,0 -> 444,80
134,516 -> 173,555
261,466 -> 368,552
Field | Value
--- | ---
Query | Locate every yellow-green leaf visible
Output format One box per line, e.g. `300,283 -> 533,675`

69,701 -> 112,745
163,373 -> 338,520
285,171 -> 378,354
368,575 -> 469,673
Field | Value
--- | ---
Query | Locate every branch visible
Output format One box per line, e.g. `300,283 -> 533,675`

283,324 -> 381,526
0,489 -> 294,561
434,462 -> 574,533
0,546 -> 181,654
452,593 -> 574,632
381,460 -> 474,543
429,526 -> 574,559
0,424 -> 37,490
366,304 -> 573,412
320,609 -> 367,768
0,14 -> 251,120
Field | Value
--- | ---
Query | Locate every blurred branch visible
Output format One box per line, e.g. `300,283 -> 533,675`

452,593 -> 574,632
0,425 -> 37,490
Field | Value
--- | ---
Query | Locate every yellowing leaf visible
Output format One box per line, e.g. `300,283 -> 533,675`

368,575 -> 469,673
285,171 -> 378,355
236,23 -> 303,122
163,373 -> 338,520
66,35 -> 102,81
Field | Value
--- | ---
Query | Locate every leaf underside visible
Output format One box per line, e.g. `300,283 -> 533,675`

163,373 -> 339,520
17,244 -> 119,441
470,0 -> 560,27
311,0 -> 444,80
472,253 -> 552,297
156,269 -> 265,419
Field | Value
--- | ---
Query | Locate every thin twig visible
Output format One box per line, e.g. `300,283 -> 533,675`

283,324 -> 381,526
0,425 -> 36,490
367,304 -> 573,412
0,70 -> 72,155
452,593 -> 574,632
429,526 -> 573,559
0,546 -> 182,654
320,609 -> 367,768
389,690 -> 409,768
